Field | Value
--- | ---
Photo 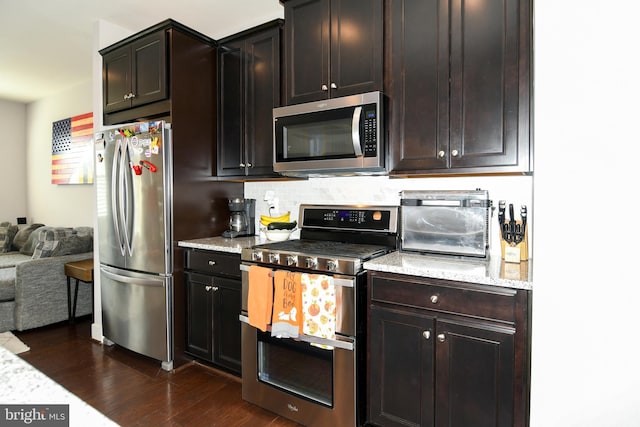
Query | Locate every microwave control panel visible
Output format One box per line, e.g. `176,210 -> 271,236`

363,106 -> 378,157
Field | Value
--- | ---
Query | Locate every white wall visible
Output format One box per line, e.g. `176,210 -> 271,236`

531,2 -> 640,426
0,99 -> 27,222
25,80 -> 94,226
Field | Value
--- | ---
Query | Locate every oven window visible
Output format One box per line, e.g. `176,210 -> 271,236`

257,331 -> 333,407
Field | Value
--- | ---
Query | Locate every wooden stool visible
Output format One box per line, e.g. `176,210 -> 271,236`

64,258 -> 94,322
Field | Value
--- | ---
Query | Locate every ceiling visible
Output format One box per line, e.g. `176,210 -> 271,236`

0,0 -> 283,103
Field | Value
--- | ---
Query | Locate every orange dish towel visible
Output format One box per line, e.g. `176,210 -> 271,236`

271,271 -> 302,338
248,265 -> 273,332
301,274 -> 336,348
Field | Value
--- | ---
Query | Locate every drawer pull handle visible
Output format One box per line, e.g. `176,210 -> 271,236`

422,331 -> 431,340
437,333 -> 446,342
208,260 -> 216,266
430,295 -> 439,304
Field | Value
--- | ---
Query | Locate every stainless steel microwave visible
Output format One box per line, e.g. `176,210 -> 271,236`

273,91 -> 385,177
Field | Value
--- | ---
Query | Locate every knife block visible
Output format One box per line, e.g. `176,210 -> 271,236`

500,220 -> 528,263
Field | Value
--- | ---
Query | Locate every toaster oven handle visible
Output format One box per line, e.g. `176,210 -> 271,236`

351,106 -> 363,157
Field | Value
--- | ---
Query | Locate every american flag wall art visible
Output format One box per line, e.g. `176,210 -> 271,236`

51,112 -> 94,185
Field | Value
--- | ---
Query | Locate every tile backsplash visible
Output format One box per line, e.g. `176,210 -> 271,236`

245,175 -> 533,258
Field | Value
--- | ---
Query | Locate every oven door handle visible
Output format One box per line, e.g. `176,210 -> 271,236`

239,314 -> 355,351
240,265 -> 355,288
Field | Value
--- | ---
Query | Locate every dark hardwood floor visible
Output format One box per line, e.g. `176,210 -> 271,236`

14,317 -> 300,427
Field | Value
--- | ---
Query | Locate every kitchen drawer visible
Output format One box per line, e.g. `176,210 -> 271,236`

369,273 -> 518,323
185,249 -> 241,278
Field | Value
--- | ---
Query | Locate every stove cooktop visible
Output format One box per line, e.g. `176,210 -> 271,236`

242,205 -> 399,275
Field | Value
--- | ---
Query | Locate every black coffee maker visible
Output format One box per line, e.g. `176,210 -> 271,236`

222,198 -> 256,238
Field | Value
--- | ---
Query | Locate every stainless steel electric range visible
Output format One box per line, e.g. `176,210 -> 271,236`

239,204 -> 399,427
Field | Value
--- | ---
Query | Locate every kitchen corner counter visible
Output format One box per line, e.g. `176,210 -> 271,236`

178,235 -> 268,254
0,346 -> 118,426
364,251 -> 533,290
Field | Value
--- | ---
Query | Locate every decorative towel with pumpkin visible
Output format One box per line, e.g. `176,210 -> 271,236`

271,270 -> 302,338
301,273 -> 336,348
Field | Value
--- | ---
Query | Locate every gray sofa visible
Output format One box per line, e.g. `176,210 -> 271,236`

0,223 -> 93,332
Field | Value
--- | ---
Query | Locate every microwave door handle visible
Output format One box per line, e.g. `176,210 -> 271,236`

351,106 -> 363,157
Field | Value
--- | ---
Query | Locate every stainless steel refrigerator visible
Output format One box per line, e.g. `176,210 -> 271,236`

95,120 -> 173,371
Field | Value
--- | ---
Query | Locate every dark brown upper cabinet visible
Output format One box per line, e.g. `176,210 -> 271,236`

217,20 -> 283,178
100,20 -> 216,126
386,0 -> 532,175
102,31 -> 166,115
282,0 -> 383,105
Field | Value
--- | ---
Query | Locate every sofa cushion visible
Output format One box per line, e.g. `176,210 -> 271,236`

0,253 -> 32,269
0,224 -> 19,253
50,234 -> 93,256
32,228 -> 75,259
0,268 -> 16,302
11,223 -> 45,252
20,226 -> 47,256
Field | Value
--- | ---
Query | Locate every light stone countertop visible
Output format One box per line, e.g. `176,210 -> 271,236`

178,235 -> 268,254
178,237 -> 532,290
364,251 -> 533,290
0,346 -> 118,426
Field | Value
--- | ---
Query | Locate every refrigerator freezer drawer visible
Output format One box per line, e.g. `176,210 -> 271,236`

100,265 -> 173,366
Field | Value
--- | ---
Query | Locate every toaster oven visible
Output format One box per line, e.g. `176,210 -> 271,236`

400,190 -> 492,258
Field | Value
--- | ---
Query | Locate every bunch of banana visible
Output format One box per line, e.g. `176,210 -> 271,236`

260,212 -> 290,227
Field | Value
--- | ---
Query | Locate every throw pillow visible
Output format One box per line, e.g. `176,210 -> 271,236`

50,234 -> 93,256
11,223 -> 45,251
0,224 -> 19,253
31,228 -> 75,259
20,226 -> 48,255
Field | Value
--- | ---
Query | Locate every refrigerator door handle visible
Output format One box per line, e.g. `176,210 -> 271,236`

112,139 -> 125,256
101,268 -> 165,288
122,138 -> 134,257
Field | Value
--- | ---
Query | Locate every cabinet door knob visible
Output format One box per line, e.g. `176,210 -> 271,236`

205,286 -> 212,291
208,260 -> 216,266
430,295 -> 439,304
246,162 -> 252,168
422,330 -> 431,340
451,149 -> 459,157
437,333 -> 446,342
437,150 -> 446,159
330,82 -> 337,89
321,84 -> 328,91
212,286 -> 219,292
239,162 -> 245,168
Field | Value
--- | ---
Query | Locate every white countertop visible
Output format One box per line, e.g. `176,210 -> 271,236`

178,236 -> 532,290
364,251 -> 533,290
0,346 -> 118,426
178,235 -> 268,253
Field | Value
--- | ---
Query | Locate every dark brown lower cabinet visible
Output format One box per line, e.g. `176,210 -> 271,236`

185,250 -> 242,375
368,272 -> 531,427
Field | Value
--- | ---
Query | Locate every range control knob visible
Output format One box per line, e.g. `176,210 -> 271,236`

305,257 -> 318,269
326,259 -> 339,272
268,252 -> 280,263
286,255 -> 298,266
252,251 -> 263,262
